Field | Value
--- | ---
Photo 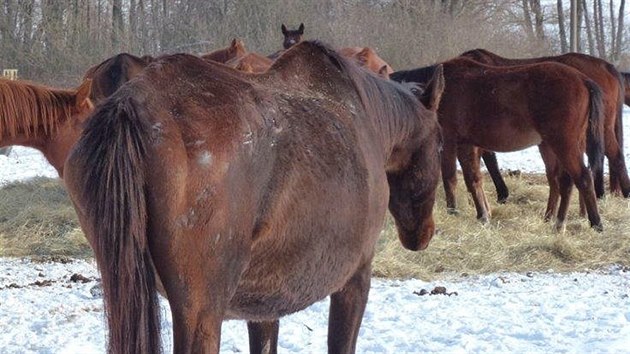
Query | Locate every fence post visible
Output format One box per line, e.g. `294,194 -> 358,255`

2,69 -> 18,80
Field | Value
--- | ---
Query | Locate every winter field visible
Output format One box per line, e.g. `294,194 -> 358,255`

0,109 -> 629,353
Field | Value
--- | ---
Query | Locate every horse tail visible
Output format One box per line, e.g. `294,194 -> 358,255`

585,79 -> 605,198
72,97 -> 161,354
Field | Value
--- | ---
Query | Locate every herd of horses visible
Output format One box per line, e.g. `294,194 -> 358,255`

1,23 -> 630,353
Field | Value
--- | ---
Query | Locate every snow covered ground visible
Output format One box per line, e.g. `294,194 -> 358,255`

0,108 -> 628,353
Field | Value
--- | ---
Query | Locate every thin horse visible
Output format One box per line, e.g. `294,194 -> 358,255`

64,41 -> 443,353
391,57 -> 605,231
461,48 -> 628,199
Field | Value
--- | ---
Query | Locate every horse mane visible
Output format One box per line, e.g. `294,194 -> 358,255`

271,41 -> 431,145
0,78 -> 73,138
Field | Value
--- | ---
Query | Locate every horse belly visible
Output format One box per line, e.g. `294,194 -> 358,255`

471,122 -> 542,152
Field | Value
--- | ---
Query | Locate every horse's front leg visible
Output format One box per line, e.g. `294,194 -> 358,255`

328,262 -> 371,354
248,320 -> 279,354
458,144 -> 490,223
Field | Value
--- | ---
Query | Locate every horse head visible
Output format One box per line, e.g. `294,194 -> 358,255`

281,23 -> 305,49
386,66 -> 444,251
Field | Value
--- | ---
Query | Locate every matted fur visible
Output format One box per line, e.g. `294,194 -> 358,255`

460,48 -> 629,198
64,41 -> 442,353
0,78 -> 74,138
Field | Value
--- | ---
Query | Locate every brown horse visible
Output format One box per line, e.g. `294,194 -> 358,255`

83,53 -> 153,103
392,57 -> 605,231
339,47 -> 394,78
0,78 -> 93,176
201,38 -> 247,63
226,52 -> 274,73
64,41 -> 443,353
622,72 -> 630,106
461,48 -> 628,199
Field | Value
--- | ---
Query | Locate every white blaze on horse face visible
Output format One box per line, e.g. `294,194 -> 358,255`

198,151 -> 213,168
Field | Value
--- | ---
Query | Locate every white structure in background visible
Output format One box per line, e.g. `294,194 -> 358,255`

0,69 -> 18,156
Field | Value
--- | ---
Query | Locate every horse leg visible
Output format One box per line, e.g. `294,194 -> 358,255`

328,262 -> 371,354
539,144 -> 560,222
554,172 -> 574,233
459,145 -> 490,223
605,141 -> 630,197
481,150 -> 509,203
248,320 -> 279,354
441,141 -> 459,214
556,152 -> 603,231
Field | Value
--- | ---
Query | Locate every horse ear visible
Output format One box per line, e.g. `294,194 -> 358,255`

298,23 -> 305,34
422,64 -> 445,111
75,79 -> 93,109
236,62 -> 254,73
356,47 -> 371,65
378,65 -> 390,78
281,24 -> 287,35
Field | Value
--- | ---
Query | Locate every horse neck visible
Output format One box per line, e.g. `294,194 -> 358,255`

0,86 -> 76,176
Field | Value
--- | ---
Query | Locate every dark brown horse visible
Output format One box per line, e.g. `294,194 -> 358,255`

201,38 -> 248,63
282,23 -> 305,49
392,57 -> 605,231
461,48 -> 628,199
0,78 -> 93,176
83,53 -> 153,103
268,23 -> 305,60
622,72 -> 630,106
64,41 -> 443,353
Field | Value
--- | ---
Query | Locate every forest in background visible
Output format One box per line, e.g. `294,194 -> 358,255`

0,0 -> 627,86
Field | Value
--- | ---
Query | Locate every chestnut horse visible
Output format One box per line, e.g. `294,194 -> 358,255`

0,78 -> 93,176
201,38 -> 247,63
64,41 -> 443,353
235,46 -> 393,78
339,47 -> 394,78
461,48 -> 628,199
392,58 -> 605,231
226,52 -> 274,73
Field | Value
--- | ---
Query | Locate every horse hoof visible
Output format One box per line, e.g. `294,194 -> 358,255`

591,223 -> 604,232
496,197 -> 508,204
447,208 -> 459,216
478,215 -> 490,224
553,221 -> 566,233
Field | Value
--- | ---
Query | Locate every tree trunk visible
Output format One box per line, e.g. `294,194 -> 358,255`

614,0 -> 625,61
557,0 -> 568,52
521,0 -> 535,40
582,0 -> 595,55
530,0 -> 545,41
112,0 -> 124,49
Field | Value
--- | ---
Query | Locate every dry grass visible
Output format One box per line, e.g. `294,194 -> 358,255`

1,175 -> 629,279
374,173 -> 630,280
0,177 -> 91,258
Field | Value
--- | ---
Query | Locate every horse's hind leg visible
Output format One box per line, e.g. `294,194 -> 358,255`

328,262 -> 371,354
248,320 -> 279,354
557,152 -> 603,231
459,145 -> 491,223
482,150 -> 509,203
554,172 -> 574,232
539,144 -> 560,222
